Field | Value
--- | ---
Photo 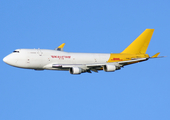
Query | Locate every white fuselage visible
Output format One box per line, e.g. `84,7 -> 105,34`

3,49 -> 110,70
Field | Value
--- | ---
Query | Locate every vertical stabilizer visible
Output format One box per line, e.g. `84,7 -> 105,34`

121,29 -> 154,54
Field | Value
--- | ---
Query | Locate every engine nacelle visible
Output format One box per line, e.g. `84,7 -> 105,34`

103,65 -> 116,72
69,67 -> 83,74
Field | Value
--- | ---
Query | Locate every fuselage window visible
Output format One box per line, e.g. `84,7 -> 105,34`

13,51 -> 19,53
30,52 -> 36,54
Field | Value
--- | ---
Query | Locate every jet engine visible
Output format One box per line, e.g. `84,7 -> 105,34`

103,65 -> 116,72
69,67 -> 83,74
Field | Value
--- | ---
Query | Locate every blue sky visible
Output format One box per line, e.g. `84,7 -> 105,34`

0,0 -> 170,120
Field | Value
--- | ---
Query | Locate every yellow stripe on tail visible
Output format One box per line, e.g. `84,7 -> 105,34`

121,29 -> 154,54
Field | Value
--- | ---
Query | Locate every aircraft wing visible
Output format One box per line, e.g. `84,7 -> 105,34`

52,58 -> 148,72
117,57 -> 148,66
86,58 -> 148,68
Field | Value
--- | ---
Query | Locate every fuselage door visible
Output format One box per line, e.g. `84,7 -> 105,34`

37,49 -> 43,56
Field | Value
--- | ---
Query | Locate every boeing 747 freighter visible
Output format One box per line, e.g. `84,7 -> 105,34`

3,29 -> 162,74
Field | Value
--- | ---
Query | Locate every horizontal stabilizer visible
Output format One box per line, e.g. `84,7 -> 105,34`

151,52 -> 160,58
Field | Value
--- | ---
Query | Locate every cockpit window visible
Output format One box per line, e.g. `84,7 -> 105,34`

13,51 -> 19,53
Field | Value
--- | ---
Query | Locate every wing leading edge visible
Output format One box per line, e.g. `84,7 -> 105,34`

51,58 -> 148,74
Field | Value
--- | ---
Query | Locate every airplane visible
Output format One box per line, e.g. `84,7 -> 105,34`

3,29 -> 163,74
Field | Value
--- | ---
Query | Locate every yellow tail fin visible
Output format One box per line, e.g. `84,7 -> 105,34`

121,29 -> 154,54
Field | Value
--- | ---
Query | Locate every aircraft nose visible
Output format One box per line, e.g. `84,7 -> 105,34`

3,54 -> 17,66
3,56 -> 9,63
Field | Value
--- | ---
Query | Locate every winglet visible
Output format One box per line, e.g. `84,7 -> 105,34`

151,52 -> 160,58
55,43 -> 65,51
